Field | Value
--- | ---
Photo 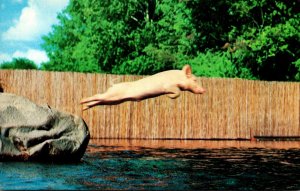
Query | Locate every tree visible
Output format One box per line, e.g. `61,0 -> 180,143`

0,58 -> 38,70
42,0 -> 196,74
187,0 -> 300,81
224,0 -> 300,81
42,0 -> 300,80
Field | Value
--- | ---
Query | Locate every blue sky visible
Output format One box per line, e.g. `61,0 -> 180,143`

0,0 -> 69,66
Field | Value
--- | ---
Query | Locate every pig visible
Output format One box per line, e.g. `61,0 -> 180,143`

80,65 -> 205,110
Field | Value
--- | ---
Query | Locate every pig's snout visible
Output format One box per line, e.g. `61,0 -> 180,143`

199,88 -> 206,94
193,87 -> 206,94
189,79 -> 206,94
185,83 -> 206,94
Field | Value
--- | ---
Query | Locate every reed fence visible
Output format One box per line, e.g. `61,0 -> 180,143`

0,69 -> 299,139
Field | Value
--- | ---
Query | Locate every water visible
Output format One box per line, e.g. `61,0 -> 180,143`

1,140 -> 300,190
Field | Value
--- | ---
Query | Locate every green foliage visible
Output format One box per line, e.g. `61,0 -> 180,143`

187,50 -> 255,79
189,51 -> 236,77
186,0 -> 235,51
114,0 -> 196,74
41,0 -> 300,81
294,59 -> 300,81
225,0 -> 300,81
0,58 -> 38,70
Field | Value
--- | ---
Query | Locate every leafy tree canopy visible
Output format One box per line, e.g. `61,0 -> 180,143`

41,0 -> 300,81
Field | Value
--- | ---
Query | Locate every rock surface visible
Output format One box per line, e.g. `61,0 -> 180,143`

0,93 -> 90,162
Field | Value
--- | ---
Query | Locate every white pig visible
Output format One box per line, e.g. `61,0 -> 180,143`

80,65 -> 205,110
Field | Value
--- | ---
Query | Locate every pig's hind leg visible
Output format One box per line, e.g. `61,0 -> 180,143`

82,100 -> 101,110
81,85 -> 128,109
80,94 -> 107,110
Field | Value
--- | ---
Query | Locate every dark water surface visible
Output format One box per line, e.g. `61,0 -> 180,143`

1,140 -> 300,190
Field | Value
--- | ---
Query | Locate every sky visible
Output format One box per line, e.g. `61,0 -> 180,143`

0,0 -> 69,66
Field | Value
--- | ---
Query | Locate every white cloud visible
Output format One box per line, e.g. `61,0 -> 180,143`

13,49 -> 49,65
0,53 -> 11,63
0,49 -> 49,66
2,0 -> 69,41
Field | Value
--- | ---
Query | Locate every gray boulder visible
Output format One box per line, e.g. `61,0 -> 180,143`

0,93 -> 90,162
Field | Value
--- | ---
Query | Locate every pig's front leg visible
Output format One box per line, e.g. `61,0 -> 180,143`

165,86 -> 181,99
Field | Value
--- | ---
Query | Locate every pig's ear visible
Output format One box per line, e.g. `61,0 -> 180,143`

182,65 -> 192,78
